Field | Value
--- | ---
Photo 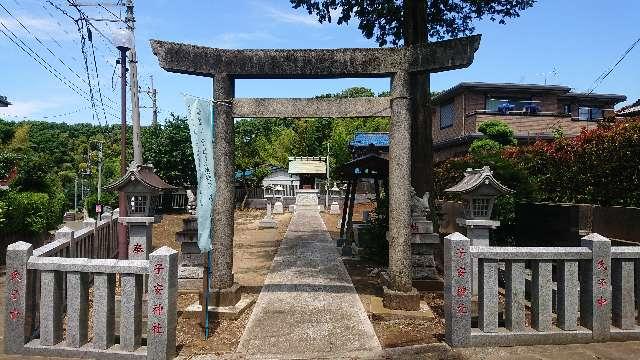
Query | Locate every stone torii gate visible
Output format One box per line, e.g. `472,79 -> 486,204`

151,35 -> 480,310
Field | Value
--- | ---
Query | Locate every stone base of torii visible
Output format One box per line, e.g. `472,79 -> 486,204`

151,35 -> 480,311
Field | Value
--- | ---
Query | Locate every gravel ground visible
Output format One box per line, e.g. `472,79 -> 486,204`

153,210 -> 292,357
321,207 -> 447,349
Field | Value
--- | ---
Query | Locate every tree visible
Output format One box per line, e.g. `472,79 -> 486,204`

289,0 -> 535,197
142,114 -> 196,187
290,0 -> 535,46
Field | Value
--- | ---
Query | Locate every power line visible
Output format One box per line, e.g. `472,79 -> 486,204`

89,25 -> 109,124
0,106 -> 90,120
587,35 -> 640,94
4,1 -> 122,121
0,21 -> 97,108
0,3 -> 91,86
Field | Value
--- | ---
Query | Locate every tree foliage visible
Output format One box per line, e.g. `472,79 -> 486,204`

142,114 -> 196,187
435,118 -> 640,244
289,0 -> 536,46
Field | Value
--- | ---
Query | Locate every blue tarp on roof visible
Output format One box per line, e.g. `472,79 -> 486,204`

349,132 -> 389,148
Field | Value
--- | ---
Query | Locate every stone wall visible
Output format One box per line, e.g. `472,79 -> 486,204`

516,203 -> 640,246
445,232 -> 639,347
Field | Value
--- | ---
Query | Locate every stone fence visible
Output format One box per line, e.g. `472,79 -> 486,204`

5,241 -> 178,359
445,232 -> 639,347
36,210 -> 120,259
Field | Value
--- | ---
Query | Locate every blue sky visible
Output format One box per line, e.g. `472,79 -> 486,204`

1,0 -> 638,124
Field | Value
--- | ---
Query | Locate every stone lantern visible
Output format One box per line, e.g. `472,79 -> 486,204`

264,184 -> 274,205
445,166 -> 513,292
259,185 -> 277,229
273,185 -> 284,214
105,163 -> 177,259
329,183 -> 341,215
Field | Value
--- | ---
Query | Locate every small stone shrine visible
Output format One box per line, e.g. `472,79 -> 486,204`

105,163 -> 176,260
410,188 -> 440,280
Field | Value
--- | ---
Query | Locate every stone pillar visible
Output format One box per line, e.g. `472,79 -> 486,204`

342,178 -> 357,256
147,247 -> 178,360
504,260 -> 526,331
384,70 -> 419,310
120,217 -> 155,260
40,270 -> 63,346
444,233 -> 471,347
557,260 -> 579,330
338,179 -> 352,247
212,74 -> 236,291
66,272 -> 90,348
458,220 -> 499,295
612,259 -> 635,329
531,260 -> 553,331
4,241 -> 34,354
580,233 -> 611,341
120,273 -> 143,351
478,258 -> 498,333
93,273 -> 115,349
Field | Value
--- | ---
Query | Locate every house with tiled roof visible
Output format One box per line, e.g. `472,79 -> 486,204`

349,132 -> 389,158
617,99 -> 640,118
431,82 -> 627,160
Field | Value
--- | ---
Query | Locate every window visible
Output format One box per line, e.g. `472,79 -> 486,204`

472,198 -> 491,218
440,101 -> 455,129
486,96 -> 531,112
578,107 -> 603,121
563,104 -> 571,114
129,194 -> 148,215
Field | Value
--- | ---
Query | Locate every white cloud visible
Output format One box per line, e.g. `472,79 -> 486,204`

0,99 -> 65,118
0,15 -> 77,42
258,4 -> 322,28
208,31 -> 281,49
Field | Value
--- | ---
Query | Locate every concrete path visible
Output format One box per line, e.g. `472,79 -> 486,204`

237,209 -> 381,358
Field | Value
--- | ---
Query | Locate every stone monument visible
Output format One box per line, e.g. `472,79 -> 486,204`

409,188 -> 440,280
175,216 -> 204,291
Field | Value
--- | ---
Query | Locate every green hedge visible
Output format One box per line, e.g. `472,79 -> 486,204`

0,190 -> 65,234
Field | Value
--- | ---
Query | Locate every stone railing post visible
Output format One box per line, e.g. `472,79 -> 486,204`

55,226 -> 74,257
580,233 -> 611,341
444,232 -> 472,347
4,241 -> 34,354
148,246 -> 178,360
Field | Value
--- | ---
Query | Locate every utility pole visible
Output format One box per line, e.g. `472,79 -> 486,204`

95,141 -> 104,203
143,75 -> 158,126
150,75 -> 158,126
74,176 -> 78,211
326,143 -> 330,208
126,0 -> 143,165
